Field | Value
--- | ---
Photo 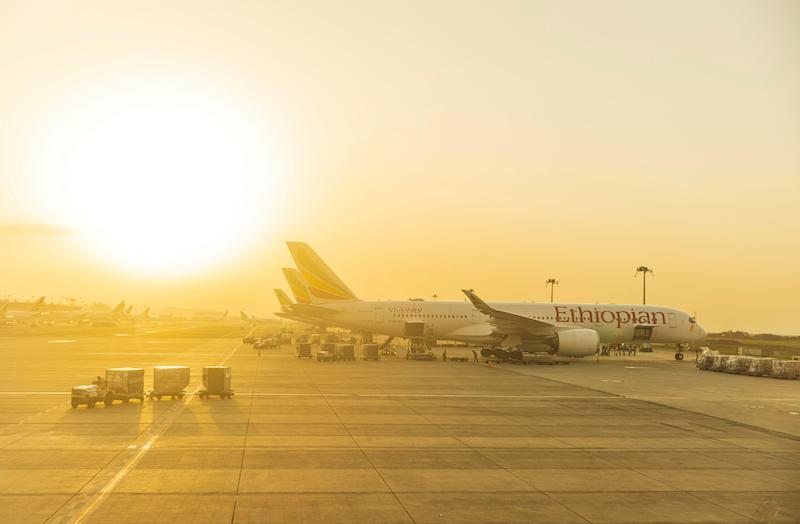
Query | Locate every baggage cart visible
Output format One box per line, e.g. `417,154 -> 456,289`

746,357 -> 773,376
336,344 -> 355,361
148,366 -> 190,400
771,360 -> 800,379
362,343 -> 380,361
104,368 -> 145,405
729,356 -> 752,374
296,343 -> 312,359
199,366 -> 233,399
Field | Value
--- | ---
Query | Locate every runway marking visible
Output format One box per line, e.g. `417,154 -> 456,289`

247,393 -> 621,399
0,392 -> 70,395
48,339 -> 77,343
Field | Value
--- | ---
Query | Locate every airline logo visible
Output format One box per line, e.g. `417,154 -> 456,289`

291,254 -> 355,300
554,306 -> 669,328
282,268 -> 313,304
273,289 -> 294,307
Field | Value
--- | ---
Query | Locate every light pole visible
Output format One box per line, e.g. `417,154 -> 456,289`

545,278 -> 559,303
635,266 -> 653,304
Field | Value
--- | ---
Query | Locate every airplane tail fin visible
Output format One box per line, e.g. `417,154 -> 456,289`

142,307 -> 150,316
32,296 -> 45,311
274,289 -> 294,308
286,242 -> 359,304
240,310 -> 249,320
282,267 -> 313,304
112,301 -> 126,314
0,302 -> 8,315
124,305 -> 133,315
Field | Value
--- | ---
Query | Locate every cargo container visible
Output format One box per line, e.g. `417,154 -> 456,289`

728,356 -> 752,374
746,358 -> 773,376
296,343 -> 312,359
104,368 -> 145,404
336,344 -> 355,361
199,366 -> 233,398
149,366 -> 190,400
362,344 -> 380,361
771,360 -> 800,379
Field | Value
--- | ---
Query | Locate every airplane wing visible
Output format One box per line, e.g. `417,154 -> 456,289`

462,289 -> 555,337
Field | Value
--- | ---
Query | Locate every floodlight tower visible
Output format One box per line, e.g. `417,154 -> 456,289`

545,278 -> 560,303
635,266 -> 654,304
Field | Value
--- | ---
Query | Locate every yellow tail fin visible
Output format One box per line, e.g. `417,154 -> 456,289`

286,242 -> 358,303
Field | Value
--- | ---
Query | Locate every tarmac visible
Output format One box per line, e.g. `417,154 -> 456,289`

0,323 -> 798,523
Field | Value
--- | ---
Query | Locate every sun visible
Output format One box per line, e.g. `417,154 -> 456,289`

35,82 -> 281,275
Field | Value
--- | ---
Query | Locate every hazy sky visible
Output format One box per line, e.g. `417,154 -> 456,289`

1,1 -> 798,333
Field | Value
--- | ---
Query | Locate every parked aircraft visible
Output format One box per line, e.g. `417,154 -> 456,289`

281,242 -> 706,359
3,296 -> 46,321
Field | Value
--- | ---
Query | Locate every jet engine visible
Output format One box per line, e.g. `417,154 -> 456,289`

553,329 -> 600,357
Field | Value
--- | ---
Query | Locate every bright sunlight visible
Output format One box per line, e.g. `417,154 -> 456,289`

34,81 -> 280,275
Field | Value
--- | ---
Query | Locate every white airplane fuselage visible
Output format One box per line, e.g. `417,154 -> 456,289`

307,300 -> 706,347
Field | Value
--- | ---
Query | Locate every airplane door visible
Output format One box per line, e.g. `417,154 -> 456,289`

375,307 -> 384,324
668,313 -> 677,328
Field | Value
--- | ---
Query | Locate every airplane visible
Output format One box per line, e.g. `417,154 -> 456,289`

3,296 -> 46,320
192,309 -> 229,321
240,309 -> 271,325
280,242 -> 706,360
44,300 -> 128,324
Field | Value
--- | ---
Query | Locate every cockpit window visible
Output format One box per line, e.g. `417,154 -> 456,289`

688,317 -> 696,324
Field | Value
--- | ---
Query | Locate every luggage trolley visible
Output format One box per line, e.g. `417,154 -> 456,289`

148,366 -> 190,400
198,366 -> 234,399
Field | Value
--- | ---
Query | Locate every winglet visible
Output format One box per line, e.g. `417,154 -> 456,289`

461,289 -> 492,314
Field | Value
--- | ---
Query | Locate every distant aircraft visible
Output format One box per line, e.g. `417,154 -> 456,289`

240,310 -> 270,324
3,296 -> 46,320
279,242 -> 706,359
192,309 -> 229,321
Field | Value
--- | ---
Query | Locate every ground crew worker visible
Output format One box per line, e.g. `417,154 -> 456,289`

442,349 -> 448,362
472,349 -> 478,363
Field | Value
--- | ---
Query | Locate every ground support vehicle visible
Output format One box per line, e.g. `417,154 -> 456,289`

71,384 -> 102,408
407,340 -> 436,361
316,350 -> 337,362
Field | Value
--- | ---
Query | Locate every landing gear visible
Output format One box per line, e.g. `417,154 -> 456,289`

674,352 -> 685,361
674,343 -> 687,361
